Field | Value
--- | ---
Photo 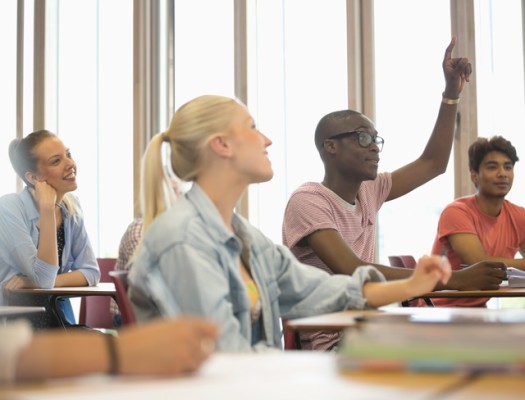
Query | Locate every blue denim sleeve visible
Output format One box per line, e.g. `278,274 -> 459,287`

270,243 -> 386,319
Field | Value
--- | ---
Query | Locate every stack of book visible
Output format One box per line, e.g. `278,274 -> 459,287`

337,308 -> 525,373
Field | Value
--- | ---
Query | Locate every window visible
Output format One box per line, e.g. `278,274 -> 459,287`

46,0 -> 133,256
247,0 -> 348,242
0,0 -> 18,195
374,0 -> 452,262
475,0 -> 525,203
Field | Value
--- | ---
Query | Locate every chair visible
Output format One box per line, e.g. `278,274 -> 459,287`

282,319 -> 301,350
78,258 -> 117,329
109,270 -> 136,326
388,255 -> 433,307
388,255 -> 416,269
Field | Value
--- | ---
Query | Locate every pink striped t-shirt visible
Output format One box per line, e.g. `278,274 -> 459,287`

283,173 -> 392,272
282,174 -> 392,351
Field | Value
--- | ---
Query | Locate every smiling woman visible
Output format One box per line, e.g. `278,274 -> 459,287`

0,130 -> 100,328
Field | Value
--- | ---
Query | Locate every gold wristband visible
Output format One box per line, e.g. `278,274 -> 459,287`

442,96 -> 460,105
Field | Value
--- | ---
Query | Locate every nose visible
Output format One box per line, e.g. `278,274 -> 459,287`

496,167 -> 507,177
261,132 -> 272,147
66,157 -> 76,170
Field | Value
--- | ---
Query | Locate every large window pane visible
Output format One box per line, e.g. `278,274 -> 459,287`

47,0 -> 133,257
374,0 -> 452,262
475,0 -> 525,203
173,0 -> 235,108
0,0 -> 18,195
247,0 -> 347,242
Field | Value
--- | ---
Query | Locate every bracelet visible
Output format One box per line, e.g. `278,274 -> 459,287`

442,96 -> 460,105
105,334 -> 119,375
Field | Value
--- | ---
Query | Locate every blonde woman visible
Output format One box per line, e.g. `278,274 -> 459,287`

128,95 -> 451,351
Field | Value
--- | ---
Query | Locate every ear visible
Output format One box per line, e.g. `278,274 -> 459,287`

470,170 -> 478,188
323,139 -> 337,155
208,135 -> 232,158
24,171 -> 39,186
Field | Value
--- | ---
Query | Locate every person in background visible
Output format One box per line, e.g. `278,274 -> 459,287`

109,144 -> 184,327
128,94 -> 451,352
431,135 -> 525,307
1,316 -> 217,383
0,130 -> 100,328
281,37 -> 506,350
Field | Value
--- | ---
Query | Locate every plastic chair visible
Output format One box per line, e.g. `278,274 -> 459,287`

388,255 -> 433,307
109,270 -> 136,326
388,255 -> 416,269
78,258 -> 117,329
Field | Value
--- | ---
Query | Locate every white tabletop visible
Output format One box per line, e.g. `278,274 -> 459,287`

2,352 -> 469,400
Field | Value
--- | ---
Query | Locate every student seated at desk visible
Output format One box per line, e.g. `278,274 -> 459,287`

281,37 -> 506,350
431,135 -> 525,307
1,317 -> 217,383
0,130 -> 100,328
128,94 -> 452,352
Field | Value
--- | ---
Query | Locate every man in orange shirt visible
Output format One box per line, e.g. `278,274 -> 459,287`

431,136 -> 525,307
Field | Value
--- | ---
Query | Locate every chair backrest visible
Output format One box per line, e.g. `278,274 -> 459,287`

388,255 -> 416,269
388,255 -> 431,307
109,270 -> 136,326
282,319 -> 300,350
79,258 -> 117,329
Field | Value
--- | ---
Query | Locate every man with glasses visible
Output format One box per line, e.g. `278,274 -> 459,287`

282,37 -> 507,351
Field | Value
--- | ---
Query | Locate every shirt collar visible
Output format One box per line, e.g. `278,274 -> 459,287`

186,183 -> 253,247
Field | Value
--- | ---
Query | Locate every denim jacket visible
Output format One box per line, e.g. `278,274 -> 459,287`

129,184 -> 385,351
0,188 -> 100,305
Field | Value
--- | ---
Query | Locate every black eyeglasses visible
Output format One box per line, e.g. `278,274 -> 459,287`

327,131 -> 384,152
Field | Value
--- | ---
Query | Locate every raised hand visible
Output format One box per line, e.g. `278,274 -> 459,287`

442,36 -> 472,98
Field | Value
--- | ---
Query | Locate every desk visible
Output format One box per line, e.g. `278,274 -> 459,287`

415,285 -> 525,300
0,306 -> 46,318
8,283 -> 116,329
285,306 -> 525,332
3,352 -> 518,400
10,282 -> 116,297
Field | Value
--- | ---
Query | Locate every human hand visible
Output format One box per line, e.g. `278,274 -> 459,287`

3,275 -> 37,290
442,36 -> 472,98
410,255 -> 452,294
118,317 -> 219,376
29,181 -> 57,212
449,261 -> 507,290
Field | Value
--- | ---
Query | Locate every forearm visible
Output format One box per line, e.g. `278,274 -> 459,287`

36,208 -> 59,266
54,270 -> 88,287
362,279 -> 412,308
419,100 -> 458,170
16,332 -> 110,381
462,255 -> 525,270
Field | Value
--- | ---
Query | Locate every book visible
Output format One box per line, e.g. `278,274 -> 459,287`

337,315 -> 525,373
507,267 -> 525,287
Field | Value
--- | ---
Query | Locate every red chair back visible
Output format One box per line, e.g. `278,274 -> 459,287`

109,270 -> 136,326
79,258 -> 117,329
388,255 -> 416,269
388,255 -> 432,307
